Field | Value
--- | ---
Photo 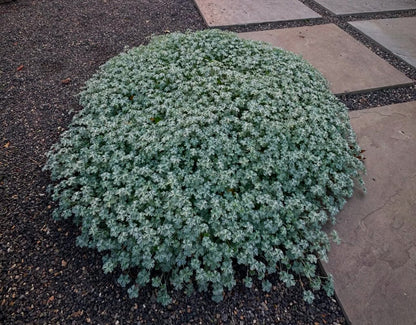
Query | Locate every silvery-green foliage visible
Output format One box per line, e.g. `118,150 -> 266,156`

44,29 -> 365,305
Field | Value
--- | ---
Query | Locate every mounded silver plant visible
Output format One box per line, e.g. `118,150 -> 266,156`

45,29 -> 365,305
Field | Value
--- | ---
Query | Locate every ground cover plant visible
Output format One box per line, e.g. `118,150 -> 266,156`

44,29 -> 365,306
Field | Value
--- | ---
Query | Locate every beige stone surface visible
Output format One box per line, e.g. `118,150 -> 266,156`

323,101 -> 416,325
193,0 -> 320,27
314,0 -> 416,15
350,17 -> 416,68
239,24 -> 413,94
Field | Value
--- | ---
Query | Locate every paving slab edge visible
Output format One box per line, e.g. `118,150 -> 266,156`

308,0 -> 416,17
347,21 -> 416,72
192,0 -> 210,27
317,260 -> 352,325
322,9 -> 416,17
333,80 -> 415,96
204,18 -> 323,29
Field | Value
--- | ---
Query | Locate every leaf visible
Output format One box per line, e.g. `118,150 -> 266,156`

157,284 -> 172,306
127,285 -> 139,298
3,142 -> 10,148
117,274 -> 131,288
262,280 -> 272,292
150,116 -> 162,124
243,276 -> 252,288
303,290 -> 315,304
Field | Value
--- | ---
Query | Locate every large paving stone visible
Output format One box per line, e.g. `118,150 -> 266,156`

323,101 -> 416,325
314,0 -> 416,15
350,17 -> 416,68
193,0 -> 320,27
239,24 -> 413,94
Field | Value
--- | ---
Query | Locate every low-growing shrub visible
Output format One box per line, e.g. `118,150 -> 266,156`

44,29 -> 365,305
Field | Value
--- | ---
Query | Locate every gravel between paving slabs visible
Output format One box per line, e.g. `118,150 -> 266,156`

1,0 -> 414,324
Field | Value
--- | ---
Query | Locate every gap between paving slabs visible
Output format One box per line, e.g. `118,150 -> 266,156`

312,0 -> 416,16
349,17 -> 416,69
239,24 -> 413,95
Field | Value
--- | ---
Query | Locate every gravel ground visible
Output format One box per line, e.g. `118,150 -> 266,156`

1,0 -> 414,324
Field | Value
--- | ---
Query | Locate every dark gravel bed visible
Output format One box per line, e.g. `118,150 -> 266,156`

1,0 -> 414,324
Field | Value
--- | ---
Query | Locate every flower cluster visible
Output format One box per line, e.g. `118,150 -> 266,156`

44,29 -> 365,305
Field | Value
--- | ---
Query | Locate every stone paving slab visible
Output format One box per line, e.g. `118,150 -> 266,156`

314,0 -> 416,15
239,24 -> 413,94
323,101 -> 416,325
193,0 -> 320,27
350,17 -> 416,69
